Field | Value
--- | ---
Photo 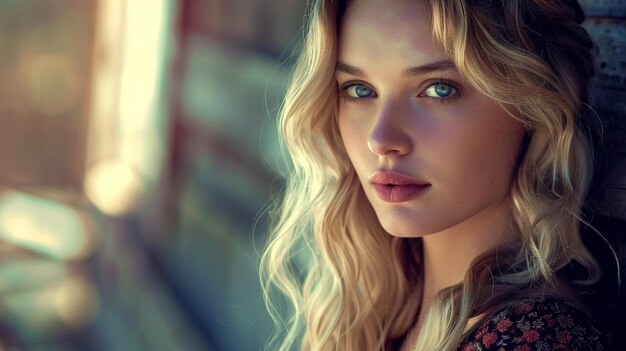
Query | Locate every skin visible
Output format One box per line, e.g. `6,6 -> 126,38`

336,0 -> 526,346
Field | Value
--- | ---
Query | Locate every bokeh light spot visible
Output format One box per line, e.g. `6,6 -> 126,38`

0,192 -> 93,260
84,158 -> 144,216
16,54 -> 82,116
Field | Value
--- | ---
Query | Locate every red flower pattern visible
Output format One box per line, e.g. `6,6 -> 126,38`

521,329 -> 540,343
496,319 -> 513,333
557,330 -> 572,344
457,297 -> 611,350
482,332 -> 498,348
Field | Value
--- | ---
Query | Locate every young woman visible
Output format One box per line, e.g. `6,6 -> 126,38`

261,0 -> 615,349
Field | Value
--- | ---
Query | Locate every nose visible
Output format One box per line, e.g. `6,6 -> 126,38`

367,100 -> 412,157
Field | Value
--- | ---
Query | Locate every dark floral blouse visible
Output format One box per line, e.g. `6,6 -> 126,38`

457,297 -> 612,350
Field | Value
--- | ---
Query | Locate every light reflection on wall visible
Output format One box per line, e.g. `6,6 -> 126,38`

86,0 -> 172,217
0,192 -> 100,340
0,192 -> 96,260
84,159 -> 144,216
0,259 -> 66,293
3,273 -> 100,339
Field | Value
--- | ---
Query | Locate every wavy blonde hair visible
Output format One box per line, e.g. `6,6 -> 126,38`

260,0 -> 602,349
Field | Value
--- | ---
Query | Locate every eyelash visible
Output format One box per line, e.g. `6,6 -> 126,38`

337,79 -> 463,105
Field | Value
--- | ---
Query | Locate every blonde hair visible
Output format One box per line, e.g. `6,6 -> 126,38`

259,0 -> 602,350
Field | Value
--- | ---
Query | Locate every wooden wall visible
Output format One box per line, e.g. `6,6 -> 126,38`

0,0 -> 95,191
581,0 -> 626,219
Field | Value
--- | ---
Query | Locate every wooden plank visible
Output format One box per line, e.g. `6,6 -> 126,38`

582,15 -> 626,219
584,17 -> 626,160
185,0 -> 305,55
581,0 -> 626,18
180,35 -> 290,173
584,18 -> 626,79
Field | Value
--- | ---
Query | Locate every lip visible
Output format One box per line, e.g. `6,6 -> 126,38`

369,171 -> 430,203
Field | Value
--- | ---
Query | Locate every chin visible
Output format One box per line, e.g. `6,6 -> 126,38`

378,218 -> 433,238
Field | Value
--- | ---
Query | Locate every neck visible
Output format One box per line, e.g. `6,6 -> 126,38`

400,197 -> 517,351
420,196 -> 517,319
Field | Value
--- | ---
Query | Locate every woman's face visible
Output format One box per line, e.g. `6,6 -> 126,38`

337,0 -> 526,238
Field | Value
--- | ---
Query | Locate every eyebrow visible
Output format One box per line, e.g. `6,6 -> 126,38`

335,60 -> 458,77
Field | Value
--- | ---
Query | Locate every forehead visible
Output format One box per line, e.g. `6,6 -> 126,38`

337,0 -> 446,70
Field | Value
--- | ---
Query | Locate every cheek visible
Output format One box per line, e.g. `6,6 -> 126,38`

427,109 -> 524,194
457,123 -> 524,192
338,113 -> 366,163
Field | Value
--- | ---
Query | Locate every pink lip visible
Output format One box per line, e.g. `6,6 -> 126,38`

369,171 -> 430,203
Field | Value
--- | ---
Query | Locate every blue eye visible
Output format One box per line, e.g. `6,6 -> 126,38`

346,83 -> 375,98
424,83 -> 456,98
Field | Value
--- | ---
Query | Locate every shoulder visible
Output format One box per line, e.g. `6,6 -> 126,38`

458,296 -> 612,350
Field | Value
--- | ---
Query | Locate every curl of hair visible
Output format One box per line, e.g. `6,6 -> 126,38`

260,0 -> 602,350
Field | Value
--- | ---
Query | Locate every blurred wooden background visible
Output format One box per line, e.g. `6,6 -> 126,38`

580,0 -> 626,218
0,1 -> 621,350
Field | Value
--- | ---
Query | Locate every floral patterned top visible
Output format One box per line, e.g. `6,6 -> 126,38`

457,297 -> 612,350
